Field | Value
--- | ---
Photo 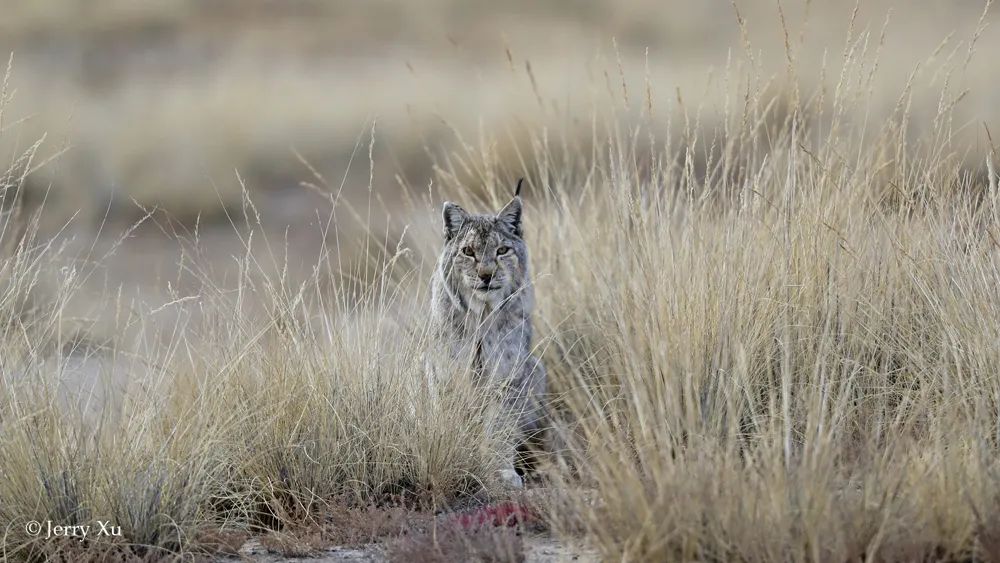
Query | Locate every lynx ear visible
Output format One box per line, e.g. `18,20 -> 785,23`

496,196 -> 522,237
442,202 -> 469,240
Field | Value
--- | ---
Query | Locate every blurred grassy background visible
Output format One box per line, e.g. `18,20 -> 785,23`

2,0 -> 998,295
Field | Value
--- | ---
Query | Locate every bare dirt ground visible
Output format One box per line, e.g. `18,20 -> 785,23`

229,534 -> 597,563
216,489 -> 599,562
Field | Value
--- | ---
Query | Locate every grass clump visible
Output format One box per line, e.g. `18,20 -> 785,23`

0,87 -> 510,559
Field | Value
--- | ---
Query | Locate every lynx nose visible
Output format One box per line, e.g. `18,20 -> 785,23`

478,271 -> 493,285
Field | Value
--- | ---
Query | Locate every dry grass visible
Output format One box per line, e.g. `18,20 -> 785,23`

520,12 -> 1000,563
0,88 -> 516,558
3,2 -> 1000,562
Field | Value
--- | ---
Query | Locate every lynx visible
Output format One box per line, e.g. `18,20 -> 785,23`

428,180 -> 547,488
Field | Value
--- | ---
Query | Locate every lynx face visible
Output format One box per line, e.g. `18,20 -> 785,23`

440,197 -> 527,306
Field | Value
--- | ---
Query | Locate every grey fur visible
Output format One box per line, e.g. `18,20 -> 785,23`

428,192 -> 547,486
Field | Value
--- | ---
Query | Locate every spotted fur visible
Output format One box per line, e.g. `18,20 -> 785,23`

428,188 -> 547,488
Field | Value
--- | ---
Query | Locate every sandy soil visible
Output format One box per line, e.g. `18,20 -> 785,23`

229,534 -> 597,563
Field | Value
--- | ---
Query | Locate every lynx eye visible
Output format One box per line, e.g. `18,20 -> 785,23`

496,246 -> 510,256
461,246 -> 475,257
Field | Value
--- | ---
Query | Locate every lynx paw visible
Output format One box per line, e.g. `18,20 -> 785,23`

498,468 -> 524,489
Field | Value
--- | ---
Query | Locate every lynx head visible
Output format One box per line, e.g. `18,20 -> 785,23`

439,182 -> 529,307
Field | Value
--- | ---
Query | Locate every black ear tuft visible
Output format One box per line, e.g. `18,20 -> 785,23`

496,196 -> 523,237
442,202 -> 469,240
514,177 -> 524,197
